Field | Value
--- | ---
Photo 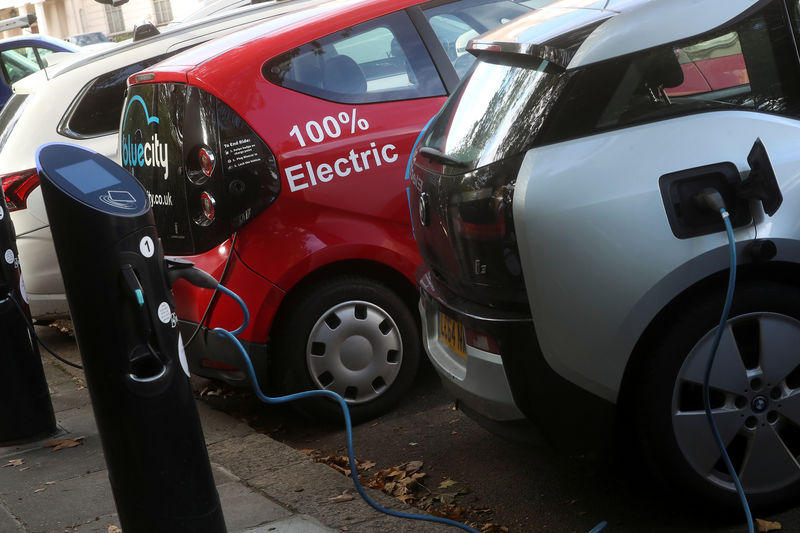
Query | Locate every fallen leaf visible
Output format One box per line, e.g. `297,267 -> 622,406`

359,460 -> 376,471
329,490 -> 354,503
108,526 -> 122,533
33,488 -> 45,493
44,436 -> 85,451
757,518 -> 782,532
19,467 -> 29,471
4,459 -> 23,467
439,479 -> 457,489
44,481 -> 55,485
403,460 -> 423,474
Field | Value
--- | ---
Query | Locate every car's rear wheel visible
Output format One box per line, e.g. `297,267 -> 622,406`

274,275 -> 420,423
635,280 -> 800,510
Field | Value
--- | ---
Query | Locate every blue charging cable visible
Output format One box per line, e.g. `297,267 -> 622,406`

207,283 -> 607,533
703,208 -> 753,533
210,284 -> 483,533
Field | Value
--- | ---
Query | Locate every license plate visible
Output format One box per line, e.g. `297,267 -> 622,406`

439,312 -> 466,360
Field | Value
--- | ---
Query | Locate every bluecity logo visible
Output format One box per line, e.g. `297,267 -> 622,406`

121,95 -> 169,180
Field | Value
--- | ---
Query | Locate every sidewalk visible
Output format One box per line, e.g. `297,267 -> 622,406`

0,325 -> 449,533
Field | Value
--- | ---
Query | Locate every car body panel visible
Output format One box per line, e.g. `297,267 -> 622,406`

511,111 -> 800,403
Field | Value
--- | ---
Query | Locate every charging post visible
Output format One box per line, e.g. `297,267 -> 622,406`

36,143 -> 225,533
0,194 -> 57,443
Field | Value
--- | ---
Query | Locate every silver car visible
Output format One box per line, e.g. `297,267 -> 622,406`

410,0 -> 800,510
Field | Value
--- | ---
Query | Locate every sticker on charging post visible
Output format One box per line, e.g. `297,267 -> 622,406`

4,249 -> 13,264
178,332 -> 190,377
157,302 -> 171,324
19,275 -> 27,304
139,236 -> 155,258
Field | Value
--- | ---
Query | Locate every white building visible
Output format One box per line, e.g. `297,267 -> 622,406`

0,0 -> 204,40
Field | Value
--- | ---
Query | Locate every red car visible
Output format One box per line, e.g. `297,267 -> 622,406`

121,0 -> 541,421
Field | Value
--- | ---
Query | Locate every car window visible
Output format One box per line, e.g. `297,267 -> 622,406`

424,0 -> 800,167
36,47 -> 55,64
1,48 -> 41,84
59,50 -> 186,138
263,10 -> 445,104
421,0 -> 534,78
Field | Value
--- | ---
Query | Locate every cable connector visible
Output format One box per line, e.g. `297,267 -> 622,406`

694,187 -> 726,214
165,257 -> 219,290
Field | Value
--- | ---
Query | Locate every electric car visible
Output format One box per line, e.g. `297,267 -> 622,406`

410,0 -> 800,509
120,0 -> 549,422
0,0 -> 315,319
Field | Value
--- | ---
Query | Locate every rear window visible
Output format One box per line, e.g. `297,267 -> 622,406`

423,0 -> 800,167
58,50 -> 186,139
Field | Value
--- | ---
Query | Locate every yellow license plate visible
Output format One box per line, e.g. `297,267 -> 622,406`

439,312 -> 466,359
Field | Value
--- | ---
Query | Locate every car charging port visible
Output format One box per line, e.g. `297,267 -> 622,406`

659,162 -> 749,238
660,138 -> 783,239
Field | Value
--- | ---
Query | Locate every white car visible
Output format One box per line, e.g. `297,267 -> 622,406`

0,0 -> 311,319
410,0 -> 800,511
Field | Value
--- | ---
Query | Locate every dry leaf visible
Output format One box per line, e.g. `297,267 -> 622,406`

33,488 -> 45,493
4,459 -> 24,467
439,479 -> 457,489
757,518 -> 782,532
403,460 -> 423,474
329,490 -> 354,503
359,460 -> 376,471
44,436 -> 85,451
108,526 -> 122,533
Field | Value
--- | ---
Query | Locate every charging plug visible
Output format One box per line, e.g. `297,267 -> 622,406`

694,188 -> 726,214
165,257 -> 219,289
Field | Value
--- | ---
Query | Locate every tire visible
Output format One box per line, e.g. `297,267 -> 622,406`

274,275 -> 421,423
635,280 -> 800,511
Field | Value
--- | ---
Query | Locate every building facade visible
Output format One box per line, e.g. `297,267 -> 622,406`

0,0 -> 204,40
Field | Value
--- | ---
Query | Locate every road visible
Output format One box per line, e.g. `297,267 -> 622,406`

195,358 -> 800,533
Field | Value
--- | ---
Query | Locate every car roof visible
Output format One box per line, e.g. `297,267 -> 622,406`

48,0 -> 311,79
130,0 -> 427,81
471,0 -> 760,69
0,33 -> 81,52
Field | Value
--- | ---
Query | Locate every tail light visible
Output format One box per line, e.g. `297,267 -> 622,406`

2,169 -> 39,211
465,326 -> 500,354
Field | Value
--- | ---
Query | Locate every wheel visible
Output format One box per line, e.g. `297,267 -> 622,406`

273,275 -> 421,423
635,280 -> 800,510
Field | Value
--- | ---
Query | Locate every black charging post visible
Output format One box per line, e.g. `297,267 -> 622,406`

36,143 -> 226,533
0,194 -> 57,443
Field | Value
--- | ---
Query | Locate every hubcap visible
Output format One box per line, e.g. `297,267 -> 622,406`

306,300 -> 402,405
672,312 -> 800,494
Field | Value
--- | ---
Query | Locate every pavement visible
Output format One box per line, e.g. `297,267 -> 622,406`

0,325 -> 454,533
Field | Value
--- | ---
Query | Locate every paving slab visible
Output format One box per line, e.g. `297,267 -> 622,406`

0,330 -> 450,533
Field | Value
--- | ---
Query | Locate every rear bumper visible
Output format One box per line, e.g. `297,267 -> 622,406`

417,267 -> 615,445
418,269 -> 527,423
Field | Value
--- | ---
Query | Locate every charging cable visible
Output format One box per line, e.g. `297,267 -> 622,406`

8,295 -> 82,370
697,190 -> 754,533
171,269 -> 608,533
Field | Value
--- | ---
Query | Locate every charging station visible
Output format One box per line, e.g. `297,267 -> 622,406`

36,143 -> 225,533
0,195 -> 56,443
